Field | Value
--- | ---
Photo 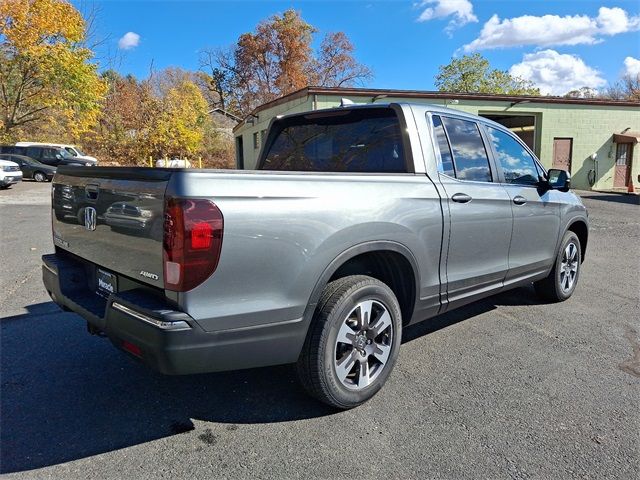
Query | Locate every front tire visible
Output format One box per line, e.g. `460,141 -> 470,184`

297,275 -> 402,409
34,171 -> 47,182
534,231 -> 581,302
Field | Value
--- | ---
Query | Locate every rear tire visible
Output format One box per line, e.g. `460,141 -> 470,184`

76,207 -> 85,226
297,275 -> 402,409
34,171 -> 47,182
534,231 -> 581,302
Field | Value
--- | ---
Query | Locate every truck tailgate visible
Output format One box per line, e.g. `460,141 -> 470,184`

52,167 -> 171,288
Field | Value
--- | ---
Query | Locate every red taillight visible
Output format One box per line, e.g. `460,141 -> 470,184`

163,198 -> 224,292
191,222 -> 213,249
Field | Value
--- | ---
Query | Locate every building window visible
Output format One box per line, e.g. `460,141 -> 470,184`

253,132 -> 260,150
261,129 -> 267,146
616,143 -> 630,166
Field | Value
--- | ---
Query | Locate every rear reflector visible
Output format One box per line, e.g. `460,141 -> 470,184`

122,340 -> 142,357
163,198 -> 224,292
165,261 -> 181,286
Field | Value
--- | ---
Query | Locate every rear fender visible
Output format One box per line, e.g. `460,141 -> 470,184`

300,240 -> 421,327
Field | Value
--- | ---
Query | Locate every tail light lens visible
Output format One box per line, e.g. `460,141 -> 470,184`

163,198 -> 224,292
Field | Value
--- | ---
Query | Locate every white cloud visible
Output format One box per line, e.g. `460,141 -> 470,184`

118,32 -> 140,50
597,7 -> 640,34
464,7 -> 640,51
509,50 -> 606,96
623,56 -> 640,77
417,0 -> 478,34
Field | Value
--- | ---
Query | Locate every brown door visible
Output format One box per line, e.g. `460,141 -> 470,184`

613,143 -> 633,188
553,138 -> 573,171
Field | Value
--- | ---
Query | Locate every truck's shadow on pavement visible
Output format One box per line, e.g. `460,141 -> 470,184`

579,194 -> 640,205
1,286 -> 542,473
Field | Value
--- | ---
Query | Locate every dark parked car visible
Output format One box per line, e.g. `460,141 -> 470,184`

0,154 -> 56,182
104,200 -> 163,238
0,145 -> 95,167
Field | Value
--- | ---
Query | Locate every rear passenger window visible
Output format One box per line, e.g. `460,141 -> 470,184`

431,115 -> 455,177
42,149 -> 57,161
261,108 -> 406,173
26,147 -> 40,158
441,117 -> 492,182
486,127 -> 539,185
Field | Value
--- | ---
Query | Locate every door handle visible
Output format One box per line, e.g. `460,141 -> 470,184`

451,193 -> 472,203
85,184 -> 99,200
513,195 -> 527,205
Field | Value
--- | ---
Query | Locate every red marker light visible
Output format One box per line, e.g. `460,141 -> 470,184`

122,340 -> 142,357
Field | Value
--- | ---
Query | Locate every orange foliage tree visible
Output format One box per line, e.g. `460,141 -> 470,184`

200,9 -> 372,116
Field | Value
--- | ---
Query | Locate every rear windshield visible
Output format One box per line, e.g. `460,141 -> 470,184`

260,108 -> 407,173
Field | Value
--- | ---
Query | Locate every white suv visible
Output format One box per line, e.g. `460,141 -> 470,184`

0,159 -> 23,189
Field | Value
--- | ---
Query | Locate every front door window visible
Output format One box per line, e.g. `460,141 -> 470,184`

486,126 -> 539,185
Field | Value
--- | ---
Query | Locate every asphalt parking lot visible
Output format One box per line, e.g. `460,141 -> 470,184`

1,180 -> 638,479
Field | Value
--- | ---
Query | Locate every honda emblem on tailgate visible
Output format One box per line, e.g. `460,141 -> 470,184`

84,207 -> 97,231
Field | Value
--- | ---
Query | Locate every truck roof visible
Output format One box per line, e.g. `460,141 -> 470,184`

274,102 -> 508,131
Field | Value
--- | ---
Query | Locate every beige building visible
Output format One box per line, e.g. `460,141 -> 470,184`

233,87 -> 640,191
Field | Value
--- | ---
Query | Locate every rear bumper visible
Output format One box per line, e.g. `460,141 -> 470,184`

42,252 -> 307,375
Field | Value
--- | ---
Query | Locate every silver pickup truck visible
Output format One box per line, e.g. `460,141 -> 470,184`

42,103 -> 588,408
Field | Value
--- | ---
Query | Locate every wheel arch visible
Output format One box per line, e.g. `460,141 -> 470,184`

566,219 -> 588,261
302,241 -> 420,329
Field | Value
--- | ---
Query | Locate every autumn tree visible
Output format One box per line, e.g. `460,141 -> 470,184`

151,76 -> 209,159
85,68 -> 233,167
194,59 -> 233,112
435,53 -> 540,96
564,87 -> 598,99
200,9 -> 372,116
600,74 -> 640,102
88,70 -> 158,164
147,67 -> 233,162
309,32 -> 372,88
0,0 -> 106,141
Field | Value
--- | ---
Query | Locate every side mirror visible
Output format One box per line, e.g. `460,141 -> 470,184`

547,168 -> 571,192
55,154 -> 62,160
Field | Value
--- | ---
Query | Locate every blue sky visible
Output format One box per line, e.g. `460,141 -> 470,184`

80,0 -> 640,95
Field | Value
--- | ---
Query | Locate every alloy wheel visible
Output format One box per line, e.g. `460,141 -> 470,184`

560,242 -> 579,293
334,299 -> 393,390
